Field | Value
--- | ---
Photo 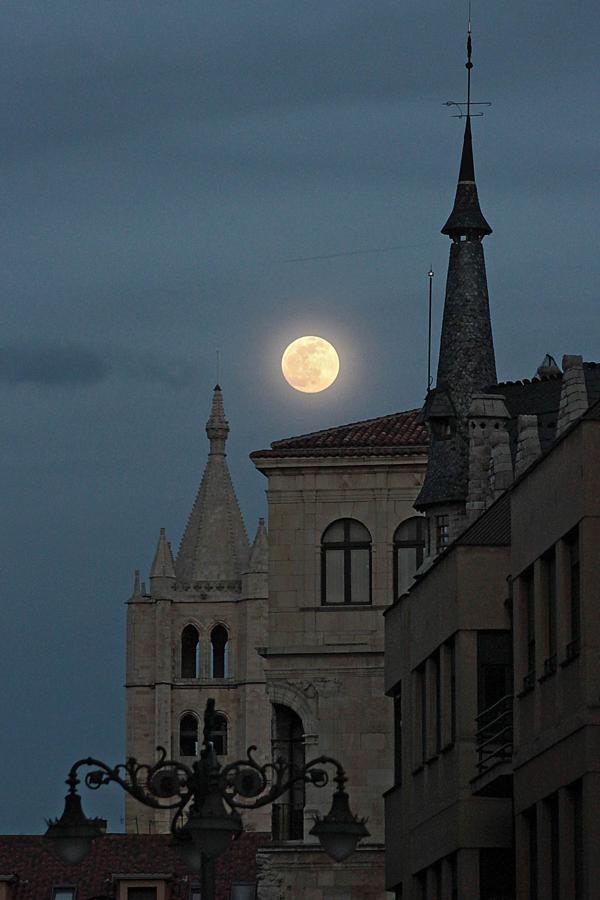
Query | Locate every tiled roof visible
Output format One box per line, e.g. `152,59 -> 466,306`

251,409 -> 429,460
457,490 -> 511,547
0,832 -> 268,900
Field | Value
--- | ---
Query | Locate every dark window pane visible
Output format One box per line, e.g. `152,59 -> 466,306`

350,548 -> 370,603
180,713 -> 199,756
325,549 -> 345,603
211,625 -> 228,678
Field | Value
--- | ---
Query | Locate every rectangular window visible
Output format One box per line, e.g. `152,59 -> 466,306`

190,886 -> 201,900
479,848 -> 516,900
53,892 -> 76,900
413,665 -> 426,769
548,794 -> 559,900
523,568 -> 535,689
433,650 -> 441,753
435,515 -> 449,552
393,683 -> 402,786
567,528 -> 581,652
448,638 -> 456,744
419,665 -> 427,764
572,780 -> 583,900
477,631 -> 512,714
127,890 -> 158,900
545,549 -> 557,672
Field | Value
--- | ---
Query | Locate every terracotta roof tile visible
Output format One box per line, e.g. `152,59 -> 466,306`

251,409 -> 429,460
0,832 -> 269,900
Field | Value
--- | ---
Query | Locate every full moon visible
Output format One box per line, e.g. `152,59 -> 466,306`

281,335 -> 340,393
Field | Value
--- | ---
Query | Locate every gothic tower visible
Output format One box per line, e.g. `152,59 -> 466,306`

125,386 -> 270,833
416,32 -> 497,552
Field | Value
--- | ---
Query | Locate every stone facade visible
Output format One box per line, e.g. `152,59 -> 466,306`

125,387 -> 271,836
126,392 -> 428,899
251,429 -> 428,898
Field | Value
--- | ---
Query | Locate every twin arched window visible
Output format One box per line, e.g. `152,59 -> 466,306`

179,711 -> 228,757
180,624 -> 229,679
321,519 -> 372,605
320,516 -> 425,605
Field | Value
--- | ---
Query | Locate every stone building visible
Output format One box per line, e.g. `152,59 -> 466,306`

383,43 -> 600,899
250,411 -> 428,897
125,385 -> 271,836
126,387 -> 429,898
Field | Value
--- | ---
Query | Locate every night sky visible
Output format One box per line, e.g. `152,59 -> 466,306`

2,1 -> 599,833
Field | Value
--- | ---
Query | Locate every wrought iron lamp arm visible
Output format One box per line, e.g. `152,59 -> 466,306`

221,747 -> 347,810
65,747 -> 195,812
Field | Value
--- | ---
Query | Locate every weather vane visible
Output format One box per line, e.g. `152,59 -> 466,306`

444,4 -> 491,119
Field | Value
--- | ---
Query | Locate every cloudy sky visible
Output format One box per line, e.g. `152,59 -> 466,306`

1,0 -> 598,833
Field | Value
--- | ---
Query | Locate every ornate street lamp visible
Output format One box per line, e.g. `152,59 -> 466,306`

46,699 -> 368,898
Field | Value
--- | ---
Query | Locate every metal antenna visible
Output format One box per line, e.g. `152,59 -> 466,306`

427,268 -> 434,392
466,5 -> 473,118
216,349 -> 220,385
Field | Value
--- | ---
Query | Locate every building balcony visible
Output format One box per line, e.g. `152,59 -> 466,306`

471,694 -> 513,797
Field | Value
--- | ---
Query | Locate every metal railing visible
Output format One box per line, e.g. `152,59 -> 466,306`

475,694 -> 513,775
271,802 -> 304,841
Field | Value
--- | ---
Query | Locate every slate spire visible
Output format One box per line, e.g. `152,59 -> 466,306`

416,25 -> 497,519
175,386 -> 249,587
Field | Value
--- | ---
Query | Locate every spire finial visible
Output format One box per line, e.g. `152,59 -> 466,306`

206,384 -> 230,454
466,4 -> 473,118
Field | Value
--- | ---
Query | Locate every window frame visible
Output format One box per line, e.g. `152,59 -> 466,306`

52,890 -> 77,900
393,516 -> 425,600
179,712 -> 199,757
321,519 -> 372,606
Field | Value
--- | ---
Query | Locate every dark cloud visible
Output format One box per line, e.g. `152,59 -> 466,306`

0,341 -> 194,388
0,341 -> 108,386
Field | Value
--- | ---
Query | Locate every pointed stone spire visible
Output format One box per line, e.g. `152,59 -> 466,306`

150,528 -> 176,579
131,568 -> 142,600
416,31 -> 497,544
248,518 -> 268,573
206,384 -> 230,455
441,117 -> 492,239
243,518 -> 268,600
176,386 -> 249,588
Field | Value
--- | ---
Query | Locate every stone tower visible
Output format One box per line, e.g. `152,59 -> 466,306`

125,386 -> 270,834
415,110 -> 497,550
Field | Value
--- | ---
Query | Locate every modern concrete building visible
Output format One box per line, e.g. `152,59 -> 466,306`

383,31 -> 600,900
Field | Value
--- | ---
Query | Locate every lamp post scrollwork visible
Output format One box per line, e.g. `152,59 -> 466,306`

46,699 -> 369,899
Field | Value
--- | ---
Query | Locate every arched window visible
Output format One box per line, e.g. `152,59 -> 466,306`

181,624 -> 200,678
321,519 -> 372,605
272,704 -> 305,840
211,713 -> 228,756
393,516 -> 425,599
211,625 -> 229,678
179,713 -> 199,756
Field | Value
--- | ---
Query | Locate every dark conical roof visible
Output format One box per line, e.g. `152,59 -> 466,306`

441,117 -> 492,237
